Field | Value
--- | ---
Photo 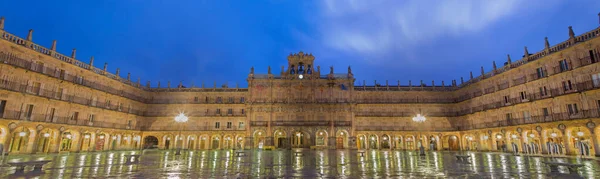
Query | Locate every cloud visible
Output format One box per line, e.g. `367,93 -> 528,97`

304,0 -> 554,63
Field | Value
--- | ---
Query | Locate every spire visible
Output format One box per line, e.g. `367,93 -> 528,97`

89,56 -> 94,68
51,40 -> 57,51
523,46 -> 530,59
26,29 -> 33,41
116,68 -> 120,77
250,66 -> 254,74
544,37 -> 550,50
268,66 -> 271,74
127,73 -> 131,81
397,80 -> 400,87
0,16 -> 4,30
103,63 -> 108,72
568,26 -> 575,39
480,66 -> 484,76
507,54 -> 512,65
493,61 -> 497,70
460,77 -> 464,84
470,71 -> 473,79
71,48 -> 76,59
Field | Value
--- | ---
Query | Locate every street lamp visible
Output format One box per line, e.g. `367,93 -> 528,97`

412,109 -> 426,156
174,112 -> 188,155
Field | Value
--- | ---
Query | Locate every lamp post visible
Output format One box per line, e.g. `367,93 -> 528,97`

412,110 -> 426,156
174,112 -> 188,155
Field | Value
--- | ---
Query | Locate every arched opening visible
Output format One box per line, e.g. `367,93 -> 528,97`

235,135 -> 245,149
292,131 -> 309,148
95,133 -> 107,151
524,132 -> 541,155
445,135 -> 459,151
143,136 -> 159,149
274,130 -> 287,149
464,135 -> 476,151
254,130 -> 265,149
10,127 -> 31,153
59,132 -> 74,152
187,136 -> 196,150
405,135 -> 415,150
81,133 -> 93,151
380,134 -> 391,149
121,135 -> 131,149
335,130 -> 348,149
508,133 -> 521,153
315,130 -> 327,146
132,135 -> 141,149
164,135 -> 172,149
395,136 -> 403,150
211,136 -> 221,149
368,134 -> 378,149
495,133 -> 506,152
571,128 -> 594,156
110,134 -> 120,150
357,134 -> 367,149
429,135 -> 438,151
36,130 -> 54,153
200,135 -> 209,150
223,136 -> 233,149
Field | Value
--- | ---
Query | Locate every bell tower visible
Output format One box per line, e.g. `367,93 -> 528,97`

285,51 -> 316,79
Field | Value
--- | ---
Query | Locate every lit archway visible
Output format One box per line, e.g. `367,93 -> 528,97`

143,136 -> 159,149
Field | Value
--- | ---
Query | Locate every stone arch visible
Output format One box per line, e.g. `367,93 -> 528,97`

143,136 -> 159,149
199,134 -> 210,150
210,134 -> 222,149
567,126 -> 595,156
222,135 -> 234,149
493,132 -> 507,152
356,134 -> 368,149
235,134 -> 246,149
368,134 -> 379,149
405,135 -> 416,150
315,130 -> 328,146
523,130 -> 542,154
380,134 -> 391,149
394,135 -> 404,150
253,130 -> 266,149
442,135 -> 459,151
9,126 -> 35,154
274,129 -> 288,149
186,135 -> 197,150
35,128 -> 58,153
163,134 -> 174,149
58,130 -> 78,152
335,129 -> 349,149
291,130 -> 310,148
542,128 -> 565,155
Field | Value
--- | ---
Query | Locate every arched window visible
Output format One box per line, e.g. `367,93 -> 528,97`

298,63 -> 305,74
290,65 -> 296,74
307,65 -> 312,74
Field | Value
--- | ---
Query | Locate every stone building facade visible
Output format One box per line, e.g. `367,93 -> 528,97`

1,15 -> 600,157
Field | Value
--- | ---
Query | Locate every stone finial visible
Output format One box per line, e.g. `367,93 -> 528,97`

363,80 -> 366,86
507,54 -> 512,65
544,37 -> 550,49
409,80 -> 412,86
431,80 -> 434,87
493,61 -> 497,70
51,40 -> 57,51
385,80 -> 388,87
167,81 -> 171,88
268,66 -> 271,74
26,29 -> 33,41
470,71 -> 473,79
348,66 -> 352,74
116,68 -> 120,77
420,80 -> 423,87
461,77 -> 464,84
202,82 -> 205,88
568,26 -> 575,39
0,16 -> 4,30
330,66 -> 334,74
524,46 -> 530,59
89,56 -> 94,68
480,66 -> 484,76
178,81 -> 182,88
442,81 -> 445,86
103,63 -> 108,71
598,12 -> 600,26
214,81 -> 217,88
146,81 -> 150,88
317,66 -> 321,73
127,73 -> 131,81
250,66 -> 254,74
71,48 -> 77,59
236,83 -> 239,88
158,81 -> 161,88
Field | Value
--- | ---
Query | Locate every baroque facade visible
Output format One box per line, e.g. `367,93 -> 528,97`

1,16 -> 600,157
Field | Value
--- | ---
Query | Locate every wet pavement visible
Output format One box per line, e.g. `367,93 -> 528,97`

0,149 -> 599,178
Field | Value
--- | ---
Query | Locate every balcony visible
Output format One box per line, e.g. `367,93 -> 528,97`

457,109 -> 600,130
145,125 -> 246,131
0,110 -> 137,130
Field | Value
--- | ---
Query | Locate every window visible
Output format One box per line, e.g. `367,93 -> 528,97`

71,112 -> 79,121
505,113 -> 512,120
91,97 -> 97,106
592,73 -> 600,87
590,50 -> 598,63
239,122 -> 245,128
504,95 -> 510,104
89,114 -> 95,122
227,122 -> 232,128
523,111 -> 531,121
216,109 -> 221,114
205,96 -> 209,103
57,88 -> 64,99
48,108 -> 56,122
536,67 -> 545,78
105,100 -> 111,108
559,59 -> 569,72
542,108 -> 549,117
216,97 -> 222,103
562,80 -> 573,91
128,120 -> 132,127
117,103 -> 123,111
241,109 -> 245,114
25,104 -> 34,120
76,76 -> 84,84
215,122 -> 220,129
228,97 -> 234,103
520,91 -> 527,100
240,97 -> 245,103
539,86 -> 548,96
59,69 -> 66,79
31,82 -> 41,95
194,97 -> 199,102
567,104 -> 579,115
0,100 -> 6,118
227,109 -> 233,115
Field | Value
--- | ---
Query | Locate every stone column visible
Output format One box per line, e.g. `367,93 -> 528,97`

588,128 -> 600,157
30,130 -> 42,154
328,137 -> 336,149
561,130 -> 571,155
52,132 -> 63,153
245,137 -> 254,149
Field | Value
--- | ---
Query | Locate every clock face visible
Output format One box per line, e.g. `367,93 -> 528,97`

298,74 -> 303,79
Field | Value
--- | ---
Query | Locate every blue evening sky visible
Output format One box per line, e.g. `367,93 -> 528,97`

1,0 -> 599,87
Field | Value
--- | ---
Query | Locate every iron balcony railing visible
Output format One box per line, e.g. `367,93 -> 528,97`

0,110 -> 138,130
457,109 -> 600,130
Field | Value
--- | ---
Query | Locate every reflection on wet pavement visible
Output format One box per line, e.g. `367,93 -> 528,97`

0,150 -> 598,178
